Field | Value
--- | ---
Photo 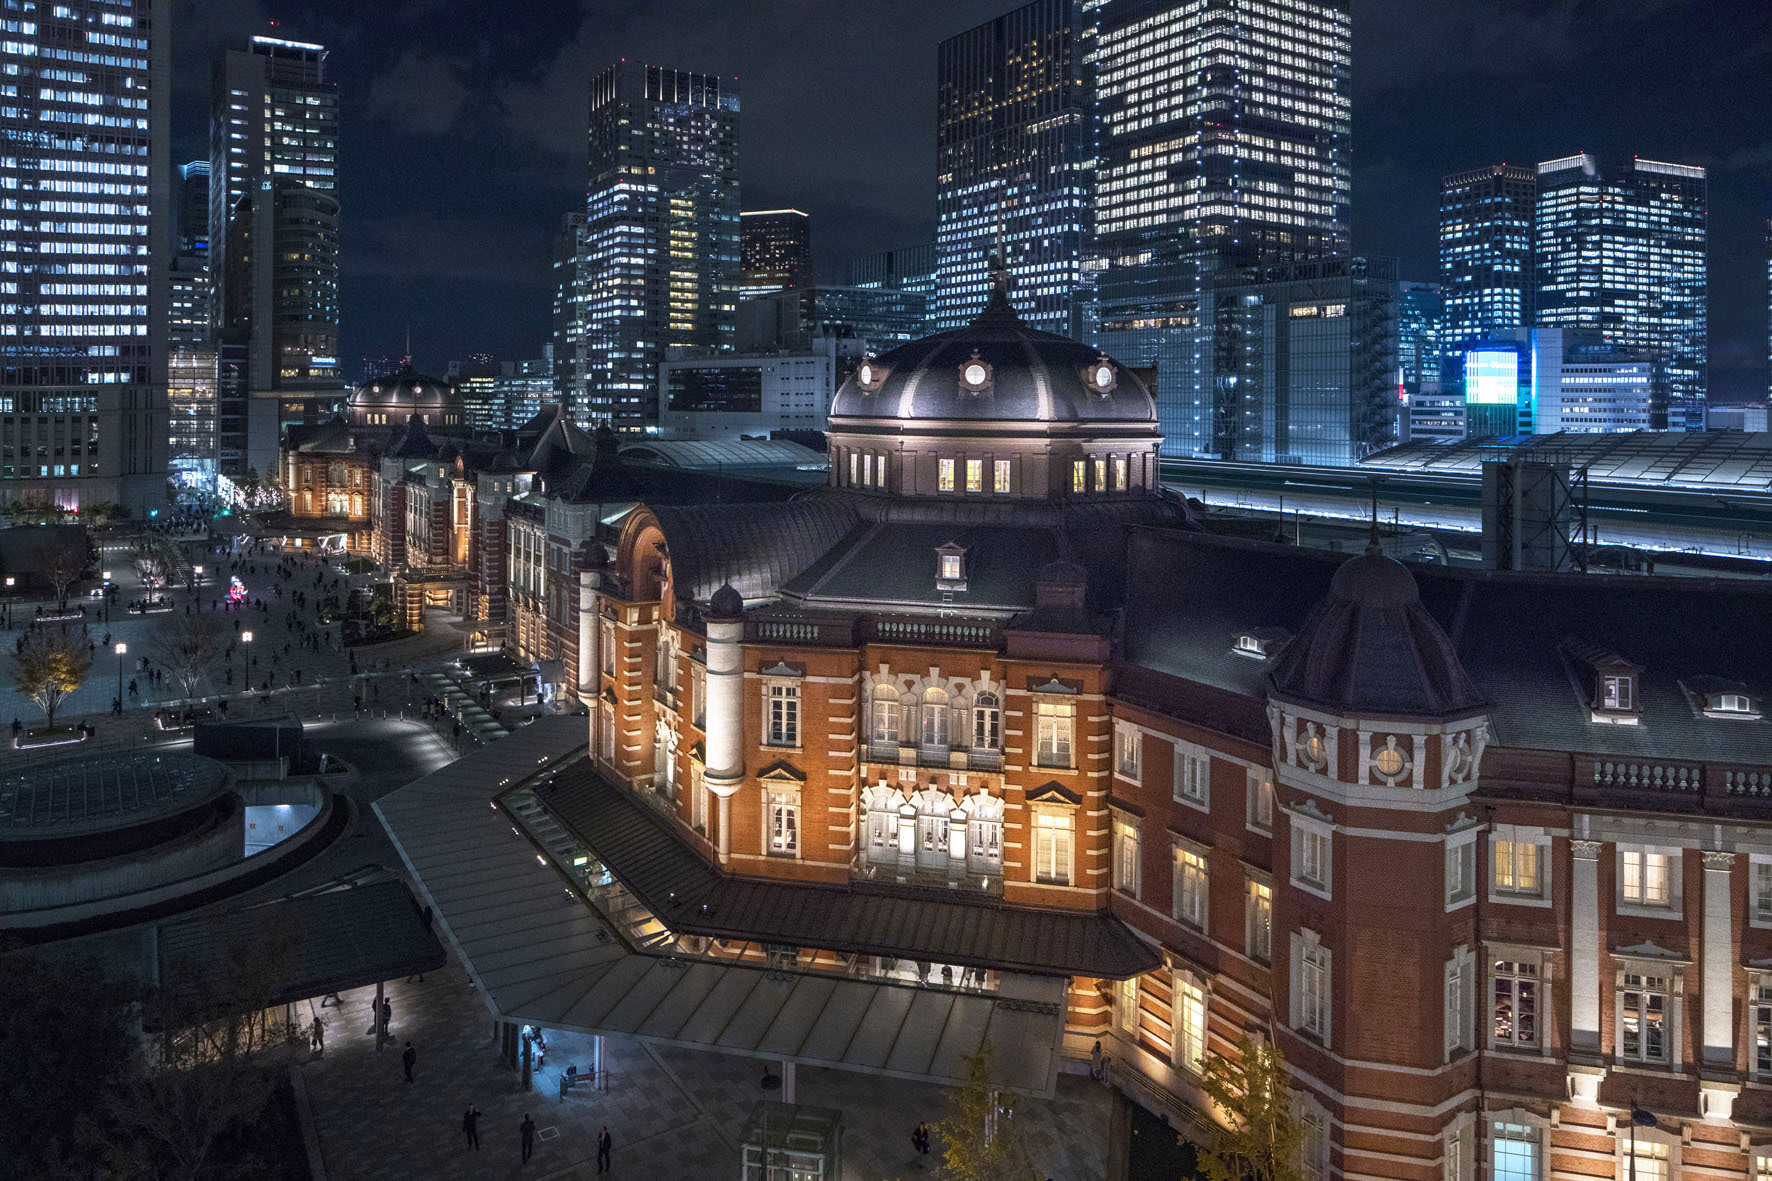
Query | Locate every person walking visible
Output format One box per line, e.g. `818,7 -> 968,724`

917,1121 -> 932,1156
1090,1038 -> 1104,1081
520,1114 -> 536,1165
463,1105 -> 481,1151
380,997 -> 392,1037
596,1127 -> 612,1173
401,1041 -> 416,1082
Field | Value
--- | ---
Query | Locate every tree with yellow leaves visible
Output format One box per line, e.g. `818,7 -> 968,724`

14,627 -> 92,731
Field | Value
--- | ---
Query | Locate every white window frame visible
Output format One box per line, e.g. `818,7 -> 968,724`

1446,829 -> 1478,910
1115,974 -> 1140,1036
691,661 -> 707,729
1173,740 -> 1210,811
992,458 -> 1011,493
1490,1119 -> 1543,1181
763,679 -> 800,748
1033,698 -> 1074,769
972,692 -> 1000,751
1752,972 -> 1772,1081
919,686 -> 949,748
1444,1113 -> 1475,1181
1489,824 -> 1551,908
871,682 -> 900,746
1751,855 -> 1772,929
1602,673 -> 1634,711
765,787 -> 800,858
1112,813 -> 1141,899
691,761 -> 708,834
1173,972 -> 1207,1074
1616,963 -> 1677,1068
964,457 -> 983,493
1245,874 -> 1272,963
1114,721 -> 1142,782
937,457 -> 955,492
1291,929 -> 1331,1047
1490,954 -> 1543,1051
1617,843 -> 1682,917
1290,813 -> 1332,900
1245,768 -> 1273,834
1298,1094 -> 1329,1181
1444,945 -> 1474,1060
1613,1124 -> 1678,1181
1032,809 -> 1074,885
1172,840 -> 1209,932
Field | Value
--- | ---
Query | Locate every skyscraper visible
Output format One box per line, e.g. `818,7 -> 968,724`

551,212 -> 586,407
1438,164 -> 1535,354
1094,0 -> 1353,455
739,210 -> 812,299
935,0 -> 1095,338
575,62 -> 740,431
169,161 -> 218,490
0,0 -> 169,513
210,34 -> 340,476
1534,153 -> 1707,430
1397,281 -> 1444,395
169,163 -> 213,350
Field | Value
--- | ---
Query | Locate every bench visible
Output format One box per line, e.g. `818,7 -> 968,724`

558,1066 -> 598,1099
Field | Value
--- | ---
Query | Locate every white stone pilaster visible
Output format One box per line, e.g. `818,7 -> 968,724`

577,574 -> 598,700
1570,839 -> 1603,1056
1702,850 -> 1737,1069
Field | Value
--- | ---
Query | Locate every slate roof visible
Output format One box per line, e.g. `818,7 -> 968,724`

652,497 -> 861,604
781,521 -> 1061,613
285,418 -> 355,455
534,760 -> 1159,979
1121,528 -> 1772,765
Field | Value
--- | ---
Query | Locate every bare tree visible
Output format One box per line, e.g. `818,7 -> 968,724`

154,612 -> 228,699
42,530 -> 89,610
132,533 -> 188,590
14,627 -> 92,730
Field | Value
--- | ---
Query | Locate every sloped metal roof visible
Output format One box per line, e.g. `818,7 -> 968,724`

652,498 -> 861,603
1362,431 -> 1772,492
618,439 -> 827,469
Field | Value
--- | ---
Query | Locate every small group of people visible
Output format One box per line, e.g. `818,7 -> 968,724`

459,1105 -> 556,1169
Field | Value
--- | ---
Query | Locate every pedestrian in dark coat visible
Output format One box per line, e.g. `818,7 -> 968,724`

520,1114 -> 536,1164
597,1127 -> 612,1172
463,1105 -> 481,1150
402,1041 -> 416,1082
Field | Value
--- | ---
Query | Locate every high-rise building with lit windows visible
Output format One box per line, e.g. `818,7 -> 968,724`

574,62 -> 740,432
934,0 -> 1095,338
168,162 -> 217,490
739,209 -> 812,300
0,0 -> 169,513
1094,0 -> 1352,455
1533,153 -> 1706,430
1438,164 -> 1535,355
209,34 -> 339,476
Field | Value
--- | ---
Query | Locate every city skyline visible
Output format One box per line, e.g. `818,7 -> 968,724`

170,0 -> 1772,402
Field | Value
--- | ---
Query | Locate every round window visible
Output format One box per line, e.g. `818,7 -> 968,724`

963,361 -> 989,387
1093,363 -> 1114,390
1373,746 -> 1406,778
858,363 -> 874,387
1303,733 -> 1326,767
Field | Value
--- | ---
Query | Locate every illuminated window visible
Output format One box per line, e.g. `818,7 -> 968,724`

1173,846 -> 1208,930
1113,455 -> 1127,491
766,789 -> 800,857
1033,811 -> 1073,885
1620,846 -> 1675,909
1113,816 -> 1140,898
993,459 -> 1011,493
938,458 -> 955,492
1093,456 -> 1108,492
1034,699 -> 1073,768
1246,770 -> 1273,832
1071,459 -> 1085,493
764,681 -> 799,747
1491,1123 -> 1538,1181
1492,959 -> 1539,1048
965,459 -> 982,493
1174,975 -> 1206,1073
1245,879 -> 1272,961
1619,971 -> 1669,1064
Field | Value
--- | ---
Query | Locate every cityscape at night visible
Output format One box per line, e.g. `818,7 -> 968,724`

2,1 -> 1771,1178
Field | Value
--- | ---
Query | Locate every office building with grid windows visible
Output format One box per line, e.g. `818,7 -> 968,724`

1439,164 -> 1536,356
0,0 -> 169,514
1094,0 -> 1352,456
739,209 -> 812,301
1534,153 -> 1706,431
573,63 -> 740,432
934,0 -> 1095,339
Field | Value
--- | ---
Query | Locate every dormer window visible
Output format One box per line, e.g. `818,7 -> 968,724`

1602,675 -> 1633,712
1232,627 -> 1291,661
1715,693 -> 1754,714
1234,633 -> 1264,657
1560,637 -> 1643,725
936,543 -> 968,590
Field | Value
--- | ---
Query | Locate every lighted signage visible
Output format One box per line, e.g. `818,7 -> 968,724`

1464,349 -> 1520,406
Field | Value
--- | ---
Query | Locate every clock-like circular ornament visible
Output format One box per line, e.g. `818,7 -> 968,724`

957,351 -> 992,393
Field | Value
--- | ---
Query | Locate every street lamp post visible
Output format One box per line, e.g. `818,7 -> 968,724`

102,570 -> 111,623
758,1067 -> 782,1181
4,575 -> 13,629
114,641 -> 127,710
241,630 -> 253,695
1628,1104 -> 1657,1180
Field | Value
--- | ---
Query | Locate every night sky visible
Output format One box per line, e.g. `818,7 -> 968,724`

173,0 -> 1772,401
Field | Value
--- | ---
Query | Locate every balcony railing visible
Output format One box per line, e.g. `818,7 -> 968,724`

1567,757 -> 1772,813
863,743 -> 1003,773
1590,760 -> 1701,793
865,614 -> 1002,649
852,852 -> 1004,898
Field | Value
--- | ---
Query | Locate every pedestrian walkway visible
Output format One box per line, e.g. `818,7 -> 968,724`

297,958 -> 1112,1179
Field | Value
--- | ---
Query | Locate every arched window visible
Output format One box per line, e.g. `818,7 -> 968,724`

973,692 -> 1000,750
964,793 -> 1004,875
921,686 -> 949,747
872,683 -> 900,746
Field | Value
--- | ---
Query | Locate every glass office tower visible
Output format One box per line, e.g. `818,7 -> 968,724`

1094,0 -> 1352,455
575,63 -> 739,432
1534,153 -> 1706,430
1438,164 -> 1535,356
0,0 -> 169,514
210,34 -> 339,476
739,210 -> 812,300
935,0 -> 1095,338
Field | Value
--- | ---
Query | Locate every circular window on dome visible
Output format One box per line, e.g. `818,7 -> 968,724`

1300,727 -> 1328,771
957,351 -> 993,394
1083,356 -> 1118,396
854,358 -> 888,392
1371,735 -> 1410,785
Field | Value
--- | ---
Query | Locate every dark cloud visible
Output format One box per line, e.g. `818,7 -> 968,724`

174,0 -> 1772,398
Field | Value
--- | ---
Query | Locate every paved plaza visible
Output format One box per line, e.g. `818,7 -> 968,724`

296,957 -> 1112,1180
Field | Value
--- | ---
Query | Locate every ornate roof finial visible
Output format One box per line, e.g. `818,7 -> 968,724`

986,249 -> 1013,310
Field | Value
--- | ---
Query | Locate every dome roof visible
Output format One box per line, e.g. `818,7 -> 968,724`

346,364 -> 460,412
1267,544 -> 1484,718
829,287 -> 1156,426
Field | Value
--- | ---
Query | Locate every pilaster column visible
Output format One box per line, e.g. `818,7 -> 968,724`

1569,839 -> 1603,1056
577,573 -> 598,701
1702,850 -> 1737,1069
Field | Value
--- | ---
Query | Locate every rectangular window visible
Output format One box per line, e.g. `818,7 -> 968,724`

766,790 -> 799,857
1620,972 -> 1669,1064
1114,722 -> 1141,781
1754,976 -> 1772,1077
691,663 -> 706,728
1174,846 -> 1208,930
1493,836 -> 1540,896
1246,880 -> 1272,962
938,458 -> 955,492
1093,456 -> 1108,491
765,682 -> 799,747
1626,1142 -> 1668,1181
1299,938 -> 1328,1039
691,763 -> 708,832
1113,817 -> 1141,898
1492,960 -> 1538,1048
1301,1109 -> 1327,1181
1175,976 -> 1206,1073
1173,743 -> 1209,806
599,619 -> 615,675
1491,1122 -> 1539,1181
939,553 -> 963,581
1033,812 -> 1073,885
1603,674 -> 1633,710
1621,847 -> 1674,908
964,458 -> 982,493
863,452 -> 873,486
875,453 -> 886,487
1115,975 -> 1140,1035
1294,826 -> 1329,892
1756,860 -> 1772,924
1246,770 -> 1274,832
1447,837 -> 1476,906
1071,459 -> 1085,492
1034,699 -> 1073,768
993,458 -> 1011,493
848,451 -> 858,485
1113,455 -> 1128,491
1444,955 -> 1467,1056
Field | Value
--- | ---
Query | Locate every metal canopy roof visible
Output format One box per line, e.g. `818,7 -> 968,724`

1361,431 -> 1772,492
373,718 -> 1068,1094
